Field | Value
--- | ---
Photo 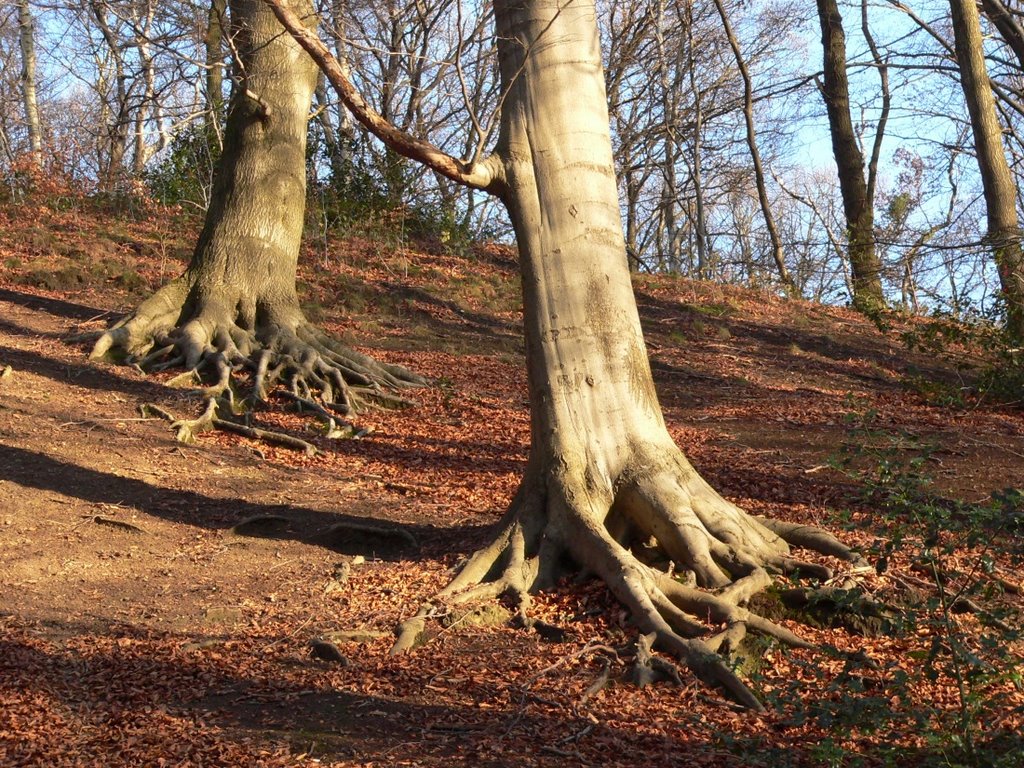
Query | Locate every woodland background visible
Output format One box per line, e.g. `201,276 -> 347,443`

1,0 -> 1024,765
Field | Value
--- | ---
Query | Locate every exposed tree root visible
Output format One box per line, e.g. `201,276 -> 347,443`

88,279 -> 424,440
393,449 -> 867,711
142,398 -> 317,454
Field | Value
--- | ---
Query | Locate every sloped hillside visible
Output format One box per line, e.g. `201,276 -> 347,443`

1,198 -> 1022,766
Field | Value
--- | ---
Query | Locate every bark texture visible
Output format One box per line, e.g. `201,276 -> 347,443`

981,0 -> 1024,71
91,0 -> 421,410
205,0 -> 227,128
387,0 -> 862,709
950,0 -> 1024,340
269,0 -> 861,708
816,0 -> 885,312
17,0 -> 42,162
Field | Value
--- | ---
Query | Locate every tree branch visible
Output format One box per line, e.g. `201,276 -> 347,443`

263,0 -> 503,194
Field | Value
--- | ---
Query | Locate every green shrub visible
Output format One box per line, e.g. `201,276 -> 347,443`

144,123 -> 221,208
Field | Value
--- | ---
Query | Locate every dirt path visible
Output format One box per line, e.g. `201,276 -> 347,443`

2,206 -> 1023,766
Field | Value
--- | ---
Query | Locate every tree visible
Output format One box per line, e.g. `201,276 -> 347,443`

949,0 -> 1024,339
815,0 -> 885,311
204,0 -> 227,131
711,0 -> 794,293
980,0 -> 1024,71
272,0 -> 861,709
91,0 -> 422,411
16,0 -> 42,164
89,0 -> 132,190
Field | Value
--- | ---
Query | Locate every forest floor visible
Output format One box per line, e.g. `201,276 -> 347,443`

1,196 -> 1023,767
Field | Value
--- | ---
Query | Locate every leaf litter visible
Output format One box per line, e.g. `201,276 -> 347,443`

0,200 -> 1022,765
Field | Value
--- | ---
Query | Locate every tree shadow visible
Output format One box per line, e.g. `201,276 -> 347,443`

0,621 -> 624,765
324,271 -> 523,355
0,443 -> 485,560
0,340 -> 179,401
322,430 -> 528,478
634,288 -> 962,395
378,280 -> 518,333
8,615 -> 1007,767
712,728 -> 1024,767
0,286 -> 117,323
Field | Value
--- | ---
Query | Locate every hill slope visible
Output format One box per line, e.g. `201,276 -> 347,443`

1,198 -> 1022,766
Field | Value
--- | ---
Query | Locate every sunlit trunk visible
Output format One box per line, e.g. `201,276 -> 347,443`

93,0 -> 420,403
816,0 -> 885,311
950,0 -> 1024,339
17,0 -> 42,163
495,0 -> 668,485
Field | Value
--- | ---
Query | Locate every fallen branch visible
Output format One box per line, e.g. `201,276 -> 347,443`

84,515 -> 146,534
211,417 -> 316,455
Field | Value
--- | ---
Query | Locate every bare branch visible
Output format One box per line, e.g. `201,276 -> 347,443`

263,0 -> 503,194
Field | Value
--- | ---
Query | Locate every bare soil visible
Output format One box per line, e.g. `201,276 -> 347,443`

1,199 -> 1022,766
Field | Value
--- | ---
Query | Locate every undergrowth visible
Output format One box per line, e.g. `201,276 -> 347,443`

815,404 -> 1024,766
900,312 -> 1024,409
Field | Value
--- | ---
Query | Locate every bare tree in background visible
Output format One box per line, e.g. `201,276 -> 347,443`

949,0 -> 1024,339
815,0 -> 885,311
711,0 -> 794,292
16,0 -> 42,164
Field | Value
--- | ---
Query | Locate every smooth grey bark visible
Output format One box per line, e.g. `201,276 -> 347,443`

445,0 -> 857,709
949,0 -> 1024,339
272,0 -> 860,710
17,0 -> 42,163
91,0 -> 421,409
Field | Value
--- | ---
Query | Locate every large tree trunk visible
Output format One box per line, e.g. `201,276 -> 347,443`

950,0 -> 1024,340
394,0 -> 859,710
815,0 -> 885,312
91,0 -> 421,410
269,0 -> 860,710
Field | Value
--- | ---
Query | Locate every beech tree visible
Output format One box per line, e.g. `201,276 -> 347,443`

16,0 -> 41,164
949,0 -> 1024,340
271,0 -> 862,708
815,0 -> 885,312
91,0 -> 422,410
